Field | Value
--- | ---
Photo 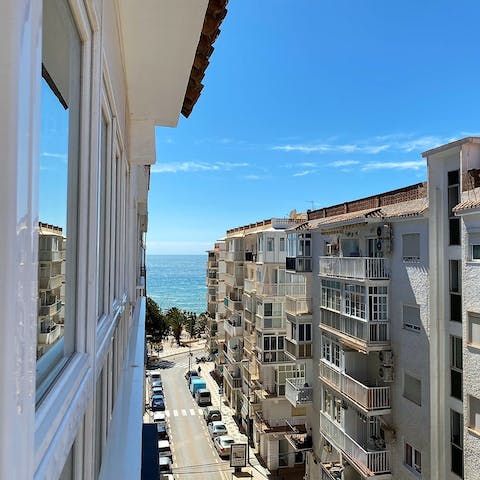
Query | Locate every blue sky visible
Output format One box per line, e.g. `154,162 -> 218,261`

39,2 -> 480,253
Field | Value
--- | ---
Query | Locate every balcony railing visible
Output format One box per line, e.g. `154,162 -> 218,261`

319,257 -> 390,280
286,257 -> 312,273
39,298 -> 63,317
38,323 -> 62,345
223,368 -> 242,389
224,297 -> 243,312
255,412 -> 307,433
255,315 -> 285,331
39,250 -> 65,262
321,310 -> 390,347
285,377 -> 313,406
223,343 -> 243,363
224,315 -> 243,338
226,251 -> 244,262
285,338 -> 312,359
285,297 -> 311,316
319,361 -> 391,411
244,278 -> 256,293
320,412 -> 390,474
256,350 -> 289,364
38,274 -> 63,290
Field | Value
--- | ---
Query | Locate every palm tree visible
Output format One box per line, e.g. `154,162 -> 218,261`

166,307 -> 186,345
146,297 -> 167,343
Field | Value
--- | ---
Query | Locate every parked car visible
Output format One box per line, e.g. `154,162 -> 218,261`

208,421 -> 227,438
203,407 -> 222,423
151,385 -> 164,396
213,435 -> 235,458
153,412 -> 166,423
151,394 -> 165,411
195,388 -> 211,406
185,369 -> 199,382
151,379 -> 163,389
157,423 -> 168,440
158,456 -> 172,474
147,371 -> 162,381
158,439 -> 172,458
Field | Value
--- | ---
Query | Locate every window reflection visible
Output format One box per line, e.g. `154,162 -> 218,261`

37,0 -> 81,402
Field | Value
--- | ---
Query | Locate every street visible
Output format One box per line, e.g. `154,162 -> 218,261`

147,350 -> 234,480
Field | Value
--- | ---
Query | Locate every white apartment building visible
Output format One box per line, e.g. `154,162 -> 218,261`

1,1 -> 227,479
206,139 -> 480,480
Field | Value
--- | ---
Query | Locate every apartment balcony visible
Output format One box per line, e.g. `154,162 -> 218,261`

244,278 -> 256,293
285,432 -> 313,452
319,257 -> 390,281
224,296 -> 243,312
39,274 -> 63,290
255,350 -> 290,364
39,250 -> 65,262
208,261 -> 219,269
285,297 -> 311,316
39,298 -> 63,316
224,271 -> 244,287
245,251 -> 256,262
223,368 -> 242,389
255,315 -> 285,331
320,412 -> 390,476
321,309 -> 390,352
319,361 -> 391,413
223,342 -> 243,364
38,323 -> 62,345
285,337 -> 312,360
224,314 -> 243,338
226,251 -> 244,262
255,411 -> 307,434
256,283 -> 286,296
320,463 -> 346,480
285,377 -> 313,407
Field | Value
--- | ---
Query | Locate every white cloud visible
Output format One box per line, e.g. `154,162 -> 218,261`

41,152 -> 67,160
293,170 -> 313,177
328,160 -> 360,168
151,161 -> 248,174
244,174 -> 262,180
361,160 -> 426,171
272,143 -> 389,154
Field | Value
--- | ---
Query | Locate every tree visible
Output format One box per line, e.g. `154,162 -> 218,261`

145,297 -> 167,343
195,312 -> 208,336
185,311 -> 197,338
166,307 -> 186,345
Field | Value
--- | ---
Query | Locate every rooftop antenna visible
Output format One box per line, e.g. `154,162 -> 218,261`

306,200 -> 318,210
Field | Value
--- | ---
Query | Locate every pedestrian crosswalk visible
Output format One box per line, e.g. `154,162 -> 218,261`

165,408 -> 205,418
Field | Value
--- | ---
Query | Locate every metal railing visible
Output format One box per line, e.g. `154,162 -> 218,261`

320,412 -> 391,474
285,297 -> 311,316
223,368 -> 242,389
319,361 -> 391,410
321,310 -> 390,344
319,257 -> 390,280
285,377 -> 313,405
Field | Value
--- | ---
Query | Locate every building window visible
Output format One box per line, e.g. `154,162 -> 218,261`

369,286 -> 388,322
469,395 -> 480,434
450,336 -> 463,400
467,312 -> 480,349
298,323 -> 312,342
344,284 -> 366,319
266,237 -> 274,252
403,304 -> 421,332
450,260 -> 462,323
37,0 -> 82,404
472,244 -> 480,260
405,442 -> 422,475
402,233 -> 420,261
448,170 -> 461,246
321,280 -> 341,312
403,372 -> 422,406
279,237 -> 285,252
451,409 -> 463,478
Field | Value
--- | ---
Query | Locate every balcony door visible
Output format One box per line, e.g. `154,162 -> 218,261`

367,237 -> 383,258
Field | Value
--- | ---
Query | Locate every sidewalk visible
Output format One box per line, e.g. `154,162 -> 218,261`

200,362 -> 272,480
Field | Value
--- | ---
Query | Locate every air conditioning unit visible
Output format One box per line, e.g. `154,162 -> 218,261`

378,366 -> 394,383
379,350 -> 394,366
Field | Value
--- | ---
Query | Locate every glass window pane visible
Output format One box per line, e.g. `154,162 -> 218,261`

37,0 -> 81,402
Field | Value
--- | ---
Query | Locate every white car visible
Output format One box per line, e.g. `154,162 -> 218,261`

153,411 -> 166,423
213,435 -> 235,458
208,421 -> 227,438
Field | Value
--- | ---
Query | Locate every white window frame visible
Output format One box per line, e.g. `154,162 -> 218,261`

467,311 -> 480,349
468,395 -> 480,435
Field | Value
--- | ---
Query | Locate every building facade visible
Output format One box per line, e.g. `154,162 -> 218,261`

205,138 -> 480,480
1,0 -> 227,478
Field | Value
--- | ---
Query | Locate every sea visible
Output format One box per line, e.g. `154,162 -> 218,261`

146,254 -> 207,314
